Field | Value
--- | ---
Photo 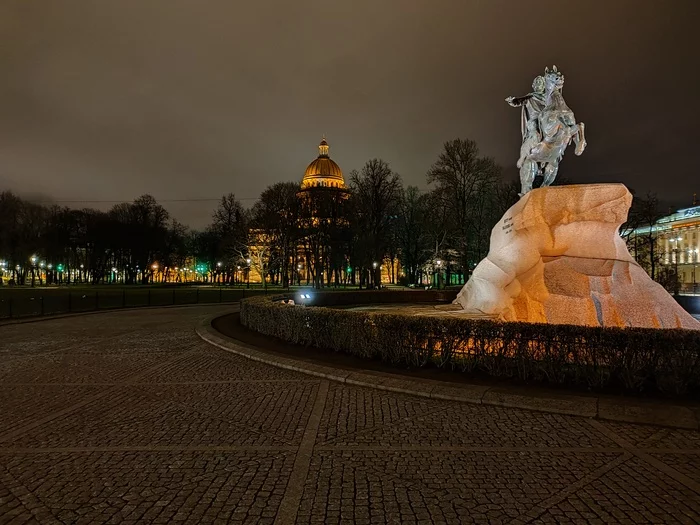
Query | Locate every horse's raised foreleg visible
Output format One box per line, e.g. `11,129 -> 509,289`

542,162 -> 559,187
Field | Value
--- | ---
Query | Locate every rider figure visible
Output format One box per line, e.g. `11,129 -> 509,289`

506,75 -> 546,195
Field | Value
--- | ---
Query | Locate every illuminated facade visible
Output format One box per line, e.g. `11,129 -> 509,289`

300,137 -> 347,191
297,138 -> 351,287
630,202 -> 700,293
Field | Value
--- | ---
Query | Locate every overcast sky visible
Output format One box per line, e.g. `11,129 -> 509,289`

1,0 -> 698,228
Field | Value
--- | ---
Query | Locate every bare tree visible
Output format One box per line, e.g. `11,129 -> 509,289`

251,182 -> 300,287
625,192 -> 664,280
396,186 -> 431,285
427,138 -> 501,275
211,193 -> 247,275
350,159 -> 402,288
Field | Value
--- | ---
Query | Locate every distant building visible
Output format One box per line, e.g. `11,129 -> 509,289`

296,137 -> 351,287
246,137 -> 351,286
299,137 -> 348,192
629,200 -> 700,294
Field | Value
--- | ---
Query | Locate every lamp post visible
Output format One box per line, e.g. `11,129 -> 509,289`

30,255 -> 38,287
668,237 -> 680,295
246,258 -> 251,289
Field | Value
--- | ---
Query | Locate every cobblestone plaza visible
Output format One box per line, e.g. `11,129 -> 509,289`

1,305 -> 700,524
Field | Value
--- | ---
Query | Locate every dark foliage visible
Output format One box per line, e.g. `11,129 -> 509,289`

240,292 -> 700,396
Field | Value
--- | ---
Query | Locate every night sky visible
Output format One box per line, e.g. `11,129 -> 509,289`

1,0 -> 698,227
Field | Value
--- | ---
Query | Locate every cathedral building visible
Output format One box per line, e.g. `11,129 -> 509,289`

296,137 -> 351,287
299,137 -> 348,192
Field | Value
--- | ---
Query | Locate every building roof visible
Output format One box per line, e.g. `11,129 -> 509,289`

301,137 -> 345,189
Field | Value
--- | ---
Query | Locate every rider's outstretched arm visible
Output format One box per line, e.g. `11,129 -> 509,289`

506,94 -> 532,107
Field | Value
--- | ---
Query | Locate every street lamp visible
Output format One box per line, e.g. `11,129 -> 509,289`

669,237 -> 683,295
246,259 -> 251,289
29,255 -> 38,287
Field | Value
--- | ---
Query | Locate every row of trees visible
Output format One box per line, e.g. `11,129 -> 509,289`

0,138 -> 520,288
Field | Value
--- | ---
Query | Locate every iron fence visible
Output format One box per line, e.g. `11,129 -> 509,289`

0,287 -> 270,320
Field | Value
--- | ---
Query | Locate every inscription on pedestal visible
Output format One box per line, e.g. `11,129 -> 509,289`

501,216 -> 513,235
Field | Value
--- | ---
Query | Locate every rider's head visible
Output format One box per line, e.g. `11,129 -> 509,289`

532,76 -> 545,93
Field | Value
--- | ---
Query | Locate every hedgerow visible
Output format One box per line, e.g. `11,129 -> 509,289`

239,292 -> 700,396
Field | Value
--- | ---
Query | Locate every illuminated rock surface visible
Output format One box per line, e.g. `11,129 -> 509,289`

455,184 -> 700,329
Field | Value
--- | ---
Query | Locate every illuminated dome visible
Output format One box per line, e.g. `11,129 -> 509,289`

301,137 -> 346,190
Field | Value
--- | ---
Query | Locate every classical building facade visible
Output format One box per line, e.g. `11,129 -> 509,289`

630,201 -> 700,293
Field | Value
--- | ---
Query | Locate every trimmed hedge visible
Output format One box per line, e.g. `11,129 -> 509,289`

239,292 -> 700,396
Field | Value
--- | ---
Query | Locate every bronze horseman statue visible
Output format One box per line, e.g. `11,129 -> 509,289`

506,65 -> 587,195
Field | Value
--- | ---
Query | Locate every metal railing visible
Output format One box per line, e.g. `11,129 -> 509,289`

0,287 -> 271,320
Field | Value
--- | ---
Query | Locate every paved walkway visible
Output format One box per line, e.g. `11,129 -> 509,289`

1,306 -> 700,524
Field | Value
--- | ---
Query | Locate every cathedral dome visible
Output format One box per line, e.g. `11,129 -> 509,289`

301,137 -> 346,189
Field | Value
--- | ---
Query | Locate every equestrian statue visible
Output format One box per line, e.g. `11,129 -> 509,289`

506,65 -> 587,195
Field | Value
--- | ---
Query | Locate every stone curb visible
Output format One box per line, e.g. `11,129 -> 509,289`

196,315 -> 700,430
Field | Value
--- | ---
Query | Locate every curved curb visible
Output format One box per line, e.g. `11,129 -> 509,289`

196,315 -> 700,430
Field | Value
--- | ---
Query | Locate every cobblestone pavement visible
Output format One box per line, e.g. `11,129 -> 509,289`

1,306 -> 700,524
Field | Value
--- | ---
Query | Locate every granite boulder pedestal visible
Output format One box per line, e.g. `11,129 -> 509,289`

454,183 -> 700,330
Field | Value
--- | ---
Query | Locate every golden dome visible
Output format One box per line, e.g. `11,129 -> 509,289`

301,137 -> 345,190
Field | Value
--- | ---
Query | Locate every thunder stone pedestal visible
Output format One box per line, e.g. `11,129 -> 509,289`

454,183 -> 700,330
